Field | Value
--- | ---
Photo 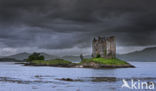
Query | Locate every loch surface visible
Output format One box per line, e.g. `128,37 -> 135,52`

0,62 -> 156,91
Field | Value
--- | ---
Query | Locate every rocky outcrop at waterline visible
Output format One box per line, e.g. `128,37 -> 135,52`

74,62 -> 135,68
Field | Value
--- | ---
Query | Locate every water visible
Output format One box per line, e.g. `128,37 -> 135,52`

0,62 -> 156,91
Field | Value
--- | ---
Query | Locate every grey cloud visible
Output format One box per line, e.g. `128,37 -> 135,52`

0,0 -> 156,52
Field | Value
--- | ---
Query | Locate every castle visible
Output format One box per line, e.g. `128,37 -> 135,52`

92,36 -> 116,58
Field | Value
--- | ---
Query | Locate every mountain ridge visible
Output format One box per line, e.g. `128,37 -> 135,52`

0,52 -> 58,61
0,47 -> 156,62
118,47 -> 156,62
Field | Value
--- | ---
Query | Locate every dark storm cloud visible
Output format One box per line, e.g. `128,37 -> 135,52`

0,0 -> 156,50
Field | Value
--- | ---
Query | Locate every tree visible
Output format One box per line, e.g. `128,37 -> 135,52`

27,52 -> 45,62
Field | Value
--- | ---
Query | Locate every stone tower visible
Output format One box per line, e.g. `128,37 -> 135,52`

92,36 -> 116,58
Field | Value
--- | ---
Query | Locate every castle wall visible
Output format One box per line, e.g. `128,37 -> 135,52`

92,36 -> 116,58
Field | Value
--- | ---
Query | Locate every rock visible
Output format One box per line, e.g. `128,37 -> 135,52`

57,78 -> 82,82
61,78 -> 73,81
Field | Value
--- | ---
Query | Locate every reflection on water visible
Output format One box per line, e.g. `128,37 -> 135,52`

0,62 -> 156,91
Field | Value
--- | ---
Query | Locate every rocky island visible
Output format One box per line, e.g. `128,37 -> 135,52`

25,36 -> 135,68
25,57 -> 134,68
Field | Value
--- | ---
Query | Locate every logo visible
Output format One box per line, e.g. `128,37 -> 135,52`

121,79 -> 155,90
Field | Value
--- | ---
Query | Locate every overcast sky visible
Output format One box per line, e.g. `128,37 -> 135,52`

0,0 -> 156,56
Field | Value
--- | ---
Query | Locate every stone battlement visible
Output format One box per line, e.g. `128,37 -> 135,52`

92,36 -> 116,58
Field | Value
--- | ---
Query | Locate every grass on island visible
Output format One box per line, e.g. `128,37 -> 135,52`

81,57 -> 129,65
27,54 -> 129,67
30,59 -> 72,65
30,58 -> 129,66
